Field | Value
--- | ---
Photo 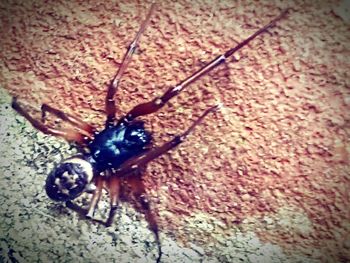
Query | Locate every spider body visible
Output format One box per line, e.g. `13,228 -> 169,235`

45,121 -> 152,202
89,121 -> 152,172
12,4 -> 288,263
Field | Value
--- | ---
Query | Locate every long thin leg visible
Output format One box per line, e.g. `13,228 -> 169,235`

86,176 -> 104,218
65,201 -> 107,225
41,104 -> 95,138
105,175 -> 121,227
127,174 -> 162,263
116,104 -> 221,176
119,9 -> 289,125
12,98 -> 89,145
66,174 -> 120,226
104,105 -> 220,259
105,2 -> 156,127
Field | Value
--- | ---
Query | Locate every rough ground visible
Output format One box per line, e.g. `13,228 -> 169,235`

0,0 -> 349,262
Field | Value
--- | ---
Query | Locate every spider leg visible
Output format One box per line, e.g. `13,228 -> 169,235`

127,174 -> 162,263
86,176 -> 104,219
116,104 -> 221,175
105,175 -> 121,227
12,98 -> 89,145
41,103 -> 95,138
65,200 -> 87,215
103,105 -> 219,262
66,174 -> 120,226
105,2 -> 156,127
119,9 -> 289,124
65,201 -> 107,225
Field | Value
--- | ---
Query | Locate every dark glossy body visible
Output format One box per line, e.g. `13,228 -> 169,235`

88,122 -> 152,172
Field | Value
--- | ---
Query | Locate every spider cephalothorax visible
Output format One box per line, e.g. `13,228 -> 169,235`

89,121 -> 152,172
12,4 -> 288,263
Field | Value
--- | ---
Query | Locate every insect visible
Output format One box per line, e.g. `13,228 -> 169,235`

12,3 -> 288,263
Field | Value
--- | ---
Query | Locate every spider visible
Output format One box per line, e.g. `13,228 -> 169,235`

12,3 -> 288,263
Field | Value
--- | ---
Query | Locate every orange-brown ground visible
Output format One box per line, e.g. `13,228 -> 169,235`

1,0 -> 349,262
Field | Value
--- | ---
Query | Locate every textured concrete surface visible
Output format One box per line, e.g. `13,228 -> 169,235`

1,0 -> 350,262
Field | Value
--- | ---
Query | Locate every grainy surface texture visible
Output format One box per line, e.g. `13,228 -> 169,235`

1,0 -> 350,262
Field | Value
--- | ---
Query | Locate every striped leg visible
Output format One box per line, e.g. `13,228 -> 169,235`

105,3 -> 156,126
119,9 -> 289,125
12,98 -> 90,145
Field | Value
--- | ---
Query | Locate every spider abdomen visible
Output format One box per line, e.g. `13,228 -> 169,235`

89,122 -> 152,172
